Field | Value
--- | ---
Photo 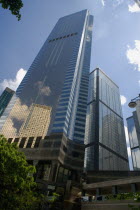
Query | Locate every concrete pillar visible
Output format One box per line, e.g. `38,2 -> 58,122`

112,186 -> 118,195
131,183 -> 137,193
96,188 -> 101,196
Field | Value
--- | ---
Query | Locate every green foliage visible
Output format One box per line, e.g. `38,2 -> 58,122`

106,192 -> 140,202
0,135 -> 42,210
0,0 -> 23,20
47,192 -> 60,203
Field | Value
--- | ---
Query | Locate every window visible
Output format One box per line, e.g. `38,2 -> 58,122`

8,138 -> 13,143
75,122 -> 85,127
56,112 -> 66,116
55,117 -> 65,121
57,107 -> 67,111
52,129 -> 63,133
75,127 -> 85,133
76,118 -> 86,123
26,137 -> 34,148
72,151 -> 79,158
14,138 -> 20,143
53,123 -> 65,127
61,93 -> 70,97
19,137 -> 26,148
78,105 -> 87,109
53,141 -> 61,147
59,102 -> 68,106
77,108 -> 86,113
77,113 -> 86,118
34,136 -> 42,148
74,133 -> 84,138
43,141 -> 52,147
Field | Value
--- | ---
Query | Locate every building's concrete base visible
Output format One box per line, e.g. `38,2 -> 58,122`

82,200 -> 140,210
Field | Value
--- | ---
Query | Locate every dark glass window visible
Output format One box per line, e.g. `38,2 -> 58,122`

53,123 -> 64,127
78,97 -> 87,101
77,108 -> 86,113
61,93 -> 70,97
78,105 -> 87,109
26,137 -> 34,148
76,118 -> 85,123
56,112 -> 66,116
79,93 -> 87,97
74,133 -> 84,138
34,136 -> 41,148
72,151 -> 79,157
43,141 -> 52,147
77,113 -> 86,118
52,129 -> 63,133
14,138 -> 20,144
19,137 -> 27,148
59,103 -> 68,107
53,141 -> 61,147
75,122 -> 85,127
8,138 -> 13,143
55,117 -> 65,121
75,127 -> 85,133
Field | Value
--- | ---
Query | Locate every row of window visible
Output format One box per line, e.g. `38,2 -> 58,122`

48,32 -> 78,43
8,136 -> 42,148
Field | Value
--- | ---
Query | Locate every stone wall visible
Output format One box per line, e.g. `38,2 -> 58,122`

82,200 -> 140,210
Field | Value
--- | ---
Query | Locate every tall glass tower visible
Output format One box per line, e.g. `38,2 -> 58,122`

127,104 -> 140,171
84,68 -> 129,171
0,87 -> 15,117
0,10 -> 93,143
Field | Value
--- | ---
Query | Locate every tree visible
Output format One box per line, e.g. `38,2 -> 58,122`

0,0 -> 23,20
0,135 -> 42,210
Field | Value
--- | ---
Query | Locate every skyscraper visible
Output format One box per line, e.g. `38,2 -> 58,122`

0,10 -> 93,142
0,87 -> 15,117
84,68 -> 129,171
134,0 -> 140,7
127,100 -> 140,171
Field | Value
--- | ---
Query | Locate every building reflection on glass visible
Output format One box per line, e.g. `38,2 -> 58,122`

127,110 -> 140,171
84,68 -> 129,171
0,10 -> 93,144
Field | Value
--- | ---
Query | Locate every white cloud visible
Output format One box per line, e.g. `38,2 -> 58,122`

101,0 -> 105,6
139,80 -> 140,86
126,40 -> 140,71
128,3 -> 140,13
0,68 -> 27,91
120,95 -> 127,105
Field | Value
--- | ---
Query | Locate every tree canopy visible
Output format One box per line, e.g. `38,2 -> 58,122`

0,0 -> 23,20
0,135 -> 42,210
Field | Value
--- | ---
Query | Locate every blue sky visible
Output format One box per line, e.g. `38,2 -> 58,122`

0,0 -> 140,168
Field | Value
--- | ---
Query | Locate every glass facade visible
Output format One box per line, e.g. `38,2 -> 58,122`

127,114 -> 140,171
0,10 -> 93,143
84,68 -> 128,171
0,87 -> 15,117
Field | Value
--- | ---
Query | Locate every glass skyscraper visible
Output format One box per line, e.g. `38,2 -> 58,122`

0,10 -> 93,143
84,68 -> 129,171
127,104 -> 140,171
0,87 -> 15,117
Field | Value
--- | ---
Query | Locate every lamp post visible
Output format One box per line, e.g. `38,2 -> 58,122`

128,94 -> 140,108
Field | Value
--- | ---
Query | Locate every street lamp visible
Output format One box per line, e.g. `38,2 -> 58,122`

128,94 -> 140,108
